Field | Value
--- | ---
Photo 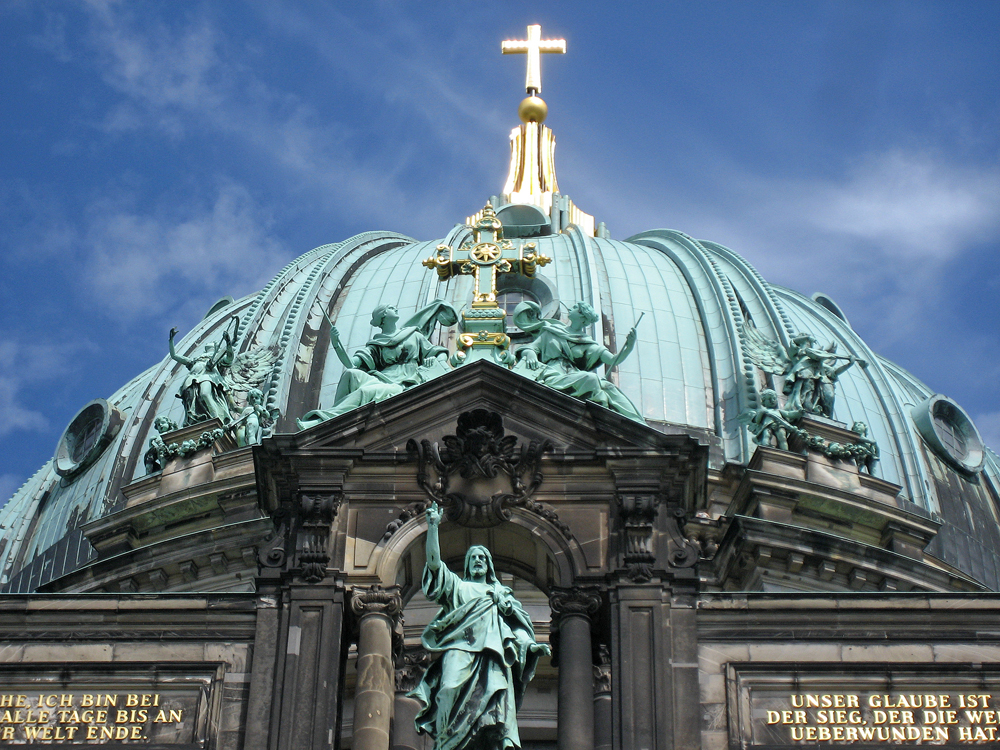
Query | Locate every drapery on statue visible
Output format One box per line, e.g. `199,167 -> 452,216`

742,321 -> 866,419
410,502 -> 550,750
511,300 -> 644,422
169,320 -> 237,426
168,317 -> 280,429
297,300 -> 459,429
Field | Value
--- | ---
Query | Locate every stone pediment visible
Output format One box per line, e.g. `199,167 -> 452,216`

280,359 -> 711,456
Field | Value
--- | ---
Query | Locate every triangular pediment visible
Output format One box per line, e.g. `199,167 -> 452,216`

272,360 -> 710,455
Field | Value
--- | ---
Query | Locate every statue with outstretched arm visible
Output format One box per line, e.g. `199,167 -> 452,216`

409,502 -> 550,750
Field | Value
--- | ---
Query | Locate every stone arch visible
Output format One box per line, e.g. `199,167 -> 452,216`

374,509 -> 587,604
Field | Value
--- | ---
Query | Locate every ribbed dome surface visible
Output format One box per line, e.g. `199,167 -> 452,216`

3,218 -> 999,592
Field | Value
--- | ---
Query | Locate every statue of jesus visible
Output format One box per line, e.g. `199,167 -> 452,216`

409,503 -> 550,750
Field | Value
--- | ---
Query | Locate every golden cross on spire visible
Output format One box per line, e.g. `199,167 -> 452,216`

502,24 -> 566,95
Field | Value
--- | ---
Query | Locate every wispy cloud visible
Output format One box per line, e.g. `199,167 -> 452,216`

0,340 -> 76,438
75,2 -> 480,235
79,181 -> 287,320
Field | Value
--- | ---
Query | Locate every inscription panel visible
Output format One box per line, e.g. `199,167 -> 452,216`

0,664 -> 220,747
729,665 -> 1000,747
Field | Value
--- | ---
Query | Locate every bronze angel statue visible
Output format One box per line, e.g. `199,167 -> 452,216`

742,320 -> 866,419
168,316 -> 280,428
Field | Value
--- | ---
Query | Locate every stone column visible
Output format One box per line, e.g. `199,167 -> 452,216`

593,651 -> 612,750
550,586 -> 603,750
351,585 -> 403,750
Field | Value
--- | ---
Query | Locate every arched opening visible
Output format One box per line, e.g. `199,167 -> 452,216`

340,513 -> 584,749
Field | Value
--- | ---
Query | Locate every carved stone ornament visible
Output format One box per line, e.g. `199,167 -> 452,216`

257,491 -> 342,583
395,648 -> 433,692
594,644 -> 611,696
399,409 -> 564,533
617,493 -> 698,582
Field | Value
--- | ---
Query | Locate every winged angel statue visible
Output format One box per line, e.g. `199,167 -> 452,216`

742,321 -> 865,419
168,316 -> 280,443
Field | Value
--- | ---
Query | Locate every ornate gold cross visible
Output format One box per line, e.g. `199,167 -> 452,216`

423,204 -> 550,310
502,24 -> 566,95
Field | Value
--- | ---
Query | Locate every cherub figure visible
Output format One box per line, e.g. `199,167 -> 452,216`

231,388 -> 278,446
740,388 -> 802,451
850,421 -> 879,474
143,415 -> 178,474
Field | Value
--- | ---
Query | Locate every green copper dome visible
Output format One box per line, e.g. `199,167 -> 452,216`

2,209 -> 998,593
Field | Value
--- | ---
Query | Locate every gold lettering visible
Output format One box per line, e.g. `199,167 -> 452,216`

832,726 -> 844,741
169,709 -> 183,722
60,693 -> 72,707
15,696 -> 25,708
96,709 -> 107,723
86,726 -> 98,740
115,726 -> 130,740
791,694 -> 804,708
0,727 -> 11,740
81,694 -> 94,707
790,727 -> 803,741
100,725 -> 114,740
153,709 -> 168,723
131,726 -> 144,739
116,709 -> 129,723
0,696 -> 11,708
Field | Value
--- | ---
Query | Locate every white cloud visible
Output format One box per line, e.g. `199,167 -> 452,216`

791,150 -> 1000,262
72,3 -> 498,236
0,340 -> 76,437
80,182 -> 288,319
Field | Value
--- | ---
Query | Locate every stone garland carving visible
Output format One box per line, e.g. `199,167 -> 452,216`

143,416 -> 225,474
617,493 -> 699,582
389,409 -> 566,536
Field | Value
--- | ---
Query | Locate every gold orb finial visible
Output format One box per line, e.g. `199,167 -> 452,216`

518,95 -> 548,124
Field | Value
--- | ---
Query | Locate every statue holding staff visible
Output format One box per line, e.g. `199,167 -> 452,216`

409,502 -> 550,750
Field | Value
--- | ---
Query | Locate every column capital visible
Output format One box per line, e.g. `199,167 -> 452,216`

350,584 -> 403,620
549,585 -> 603,620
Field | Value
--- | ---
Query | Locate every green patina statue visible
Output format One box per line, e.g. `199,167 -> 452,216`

297,300 -> 458,429
742,321 -> 867,419
511,300 -> 644,422
740,388 -> 801,451
410,502 -> 550,750
169,324 -> 236,426
851,421 -> 880,474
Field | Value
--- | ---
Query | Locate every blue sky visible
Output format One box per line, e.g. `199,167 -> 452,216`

2,1 -> 999,501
